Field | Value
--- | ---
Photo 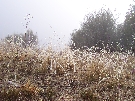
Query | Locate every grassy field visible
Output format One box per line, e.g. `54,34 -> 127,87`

0,40 -> 135,101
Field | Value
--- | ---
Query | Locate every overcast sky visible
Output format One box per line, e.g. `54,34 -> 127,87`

0,0 -> 134,49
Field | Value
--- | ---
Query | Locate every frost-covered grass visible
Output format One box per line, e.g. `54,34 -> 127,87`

0,40 -> 135,100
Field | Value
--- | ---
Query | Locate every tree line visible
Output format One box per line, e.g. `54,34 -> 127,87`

4,5 -> 135,53
70,5 -> 135,53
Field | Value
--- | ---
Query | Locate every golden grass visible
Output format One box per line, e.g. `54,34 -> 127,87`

0,40 -> 135,100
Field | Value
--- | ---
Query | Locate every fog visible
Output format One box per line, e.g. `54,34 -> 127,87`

0,0 -> 134,49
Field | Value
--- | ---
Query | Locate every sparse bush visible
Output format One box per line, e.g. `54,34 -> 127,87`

43,87 -> 56,101
80,88 -> 99,101
0,86 -> 39,101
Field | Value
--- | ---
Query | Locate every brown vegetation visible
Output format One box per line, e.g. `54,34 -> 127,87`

0,41 -> 135,100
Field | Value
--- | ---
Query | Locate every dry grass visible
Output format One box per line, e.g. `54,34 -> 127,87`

0,40 -> 135,100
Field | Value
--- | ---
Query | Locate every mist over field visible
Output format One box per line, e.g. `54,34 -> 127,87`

0,0 -> 134,50
1,1 -> 135,100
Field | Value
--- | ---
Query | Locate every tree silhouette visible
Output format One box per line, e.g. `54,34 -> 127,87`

70,8 -> 117,52
5,29 -> 38,48
120,5 -> 135,52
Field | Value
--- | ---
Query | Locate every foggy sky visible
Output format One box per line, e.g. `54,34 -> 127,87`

0,0 -> 134,49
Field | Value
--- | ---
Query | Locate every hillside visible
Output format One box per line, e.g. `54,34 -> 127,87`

0,41 -> 135,101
